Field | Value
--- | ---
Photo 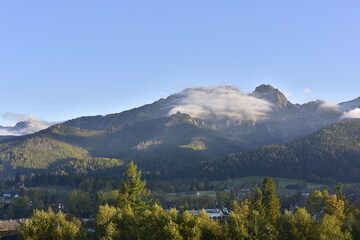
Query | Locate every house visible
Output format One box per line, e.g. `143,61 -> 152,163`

0,219 -> 25,239
204,209 -> 224,218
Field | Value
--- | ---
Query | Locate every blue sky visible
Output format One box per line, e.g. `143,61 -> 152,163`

1,1 -> 359,125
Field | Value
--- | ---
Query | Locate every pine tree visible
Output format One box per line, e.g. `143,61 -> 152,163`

117,162 -> 151,211
252,184 -> 263,213
261,177 -> 280,225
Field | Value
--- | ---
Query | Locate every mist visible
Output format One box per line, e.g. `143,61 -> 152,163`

168,86 -> 272,121
342,108 -> 360,119
319,101 -> 339,111
0,113 -> 52,136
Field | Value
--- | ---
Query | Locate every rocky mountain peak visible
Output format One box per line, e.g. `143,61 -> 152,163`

251,84 -> 289,107
14,121 -> 31,129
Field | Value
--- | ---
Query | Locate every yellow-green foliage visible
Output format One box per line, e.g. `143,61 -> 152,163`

179,140 -> 207,151
0,137 -> 88,170
19,209 -> 82,240
133,139 -> 162,150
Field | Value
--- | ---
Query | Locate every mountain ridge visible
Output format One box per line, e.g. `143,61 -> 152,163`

0,84 -> 359,179
173,119 -> 360,182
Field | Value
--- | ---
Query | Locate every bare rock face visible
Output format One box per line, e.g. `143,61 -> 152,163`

251,84 -> 290,107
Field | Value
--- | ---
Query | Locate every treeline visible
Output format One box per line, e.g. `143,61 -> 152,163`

14,172 -> 215,194
19,162 -> 360,239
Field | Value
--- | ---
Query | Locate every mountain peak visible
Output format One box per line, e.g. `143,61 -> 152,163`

14,121 -> 31,129
251,84 -> 289,107
0,120 -> 51,136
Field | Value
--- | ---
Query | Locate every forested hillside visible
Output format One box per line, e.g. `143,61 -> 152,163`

172,119 -> 360,182
0,86 -> 358,180
0,135 -> 123,177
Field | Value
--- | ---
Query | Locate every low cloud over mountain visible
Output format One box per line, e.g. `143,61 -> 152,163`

343,108 -> 360,119
0,113 -> 52,136
168,86 -> 272,122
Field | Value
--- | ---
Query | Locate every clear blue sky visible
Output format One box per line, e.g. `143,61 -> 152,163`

1,1 -> 359,125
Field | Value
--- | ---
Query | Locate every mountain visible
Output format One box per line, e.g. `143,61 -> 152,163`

250,84 -> 290,107
62,85 -> 343,146
0,84 -> 355,178
178,119 -> 360,182
0,120 -> 51,136
339,97 -> 360,112
0,133 -> 124,177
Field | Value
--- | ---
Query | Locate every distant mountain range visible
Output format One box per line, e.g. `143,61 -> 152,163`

0,84 -> 359,180
0,119 -> 51,136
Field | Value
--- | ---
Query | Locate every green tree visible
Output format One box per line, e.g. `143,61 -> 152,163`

305,190 -> 329,214
19,208 -> 82,240
117,162 -> 151,211
251,185 -> 263,213
324,194 -> 345,220
95,204 -> 119,240
96,190 -> 119,206
227,200 -> 251,239
197,210 -> 225,240
259,178 -> 280,240
7,196 -> 30,218
279,208 -> 317,240
217,191 -> 232,208
318,214 -> 352,240
66,190 -> 93,215
261,177 -> 280,225
141,204 -> 182,240
177,210 -> 201,240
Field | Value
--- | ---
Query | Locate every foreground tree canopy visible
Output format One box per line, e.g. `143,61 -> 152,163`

19,208 -> 83,240
19,163 -> 360,240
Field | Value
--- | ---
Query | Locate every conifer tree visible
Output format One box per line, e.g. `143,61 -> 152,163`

261,177 -> 280,225
252,184 -> 263,213
117,161 -> 150,211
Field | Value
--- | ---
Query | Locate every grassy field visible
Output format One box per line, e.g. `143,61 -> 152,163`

210,176 -> 330,194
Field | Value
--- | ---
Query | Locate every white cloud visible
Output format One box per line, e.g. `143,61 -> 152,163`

319,101 -> 339,111
2,113 -> 39,123
342,108 -> 360,119
0,129 -> 14,136
304,88 -> 312,94
0,113 -> 52,136
168,86 -> 272,122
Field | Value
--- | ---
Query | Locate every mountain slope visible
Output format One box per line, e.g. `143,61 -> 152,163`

180,119 -> 360,182
62,85 -> 343,146
0,136 -> 88,177
339,97 -> 360,112
0,84 -> 355,178
46,112 -> 249,170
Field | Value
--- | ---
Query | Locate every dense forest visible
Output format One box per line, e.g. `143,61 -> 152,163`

16,163 -> 360,239
168,120 -> 360,182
